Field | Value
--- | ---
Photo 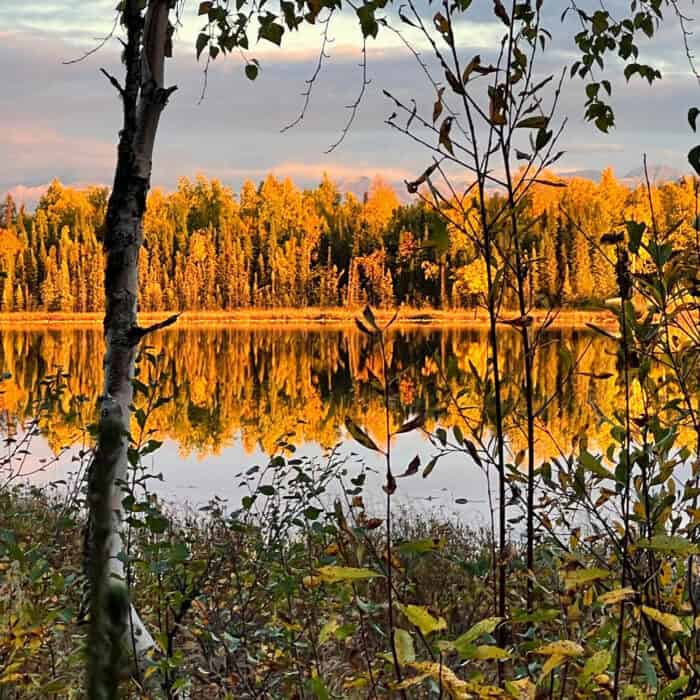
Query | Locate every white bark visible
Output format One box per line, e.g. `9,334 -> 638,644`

87,0 -> 175,692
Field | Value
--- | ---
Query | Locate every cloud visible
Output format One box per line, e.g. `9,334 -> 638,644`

1,1 -> 699,208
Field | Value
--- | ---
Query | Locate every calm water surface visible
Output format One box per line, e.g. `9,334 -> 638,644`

0,324 -> 619,521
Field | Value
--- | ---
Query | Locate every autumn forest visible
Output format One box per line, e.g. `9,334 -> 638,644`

1,168 -> 696,314
4,0 -> 700,698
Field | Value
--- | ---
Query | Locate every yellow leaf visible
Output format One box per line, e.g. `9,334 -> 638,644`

535,640 -> 584,657
394,628 -> 415,664
598,587 -> 636,606
539,654 -> 566,682
472,644 -> 511,660
407,662 -> 471,699
316,565 -> 381,584
393,672 -> 431,691
455,616 -> 503,645
505,677 -> 536,699
562,567 -> 609,589
640,605 -> 684,633
399,604 -> 447,636
319,618 -> 339,645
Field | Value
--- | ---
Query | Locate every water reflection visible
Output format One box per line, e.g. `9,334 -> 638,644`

0,325 -> 620,510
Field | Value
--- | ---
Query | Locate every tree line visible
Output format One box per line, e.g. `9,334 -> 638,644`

0,169 -> 696,313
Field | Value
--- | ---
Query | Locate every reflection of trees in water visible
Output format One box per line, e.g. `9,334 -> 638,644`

0,326 -> 622,460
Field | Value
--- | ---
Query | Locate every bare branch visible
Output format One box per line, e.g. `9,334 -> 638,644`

326,37 -> 370,153
63,13 -> 120,65
128,313 -> 181,345
282,9 -> 336,132
100,67 -> 125,97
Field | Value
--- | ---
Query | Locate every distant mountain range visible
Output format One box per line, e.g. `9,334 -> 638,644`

3,165 -> 690,212
564,164 -> 685,186
332,165 -> 689,202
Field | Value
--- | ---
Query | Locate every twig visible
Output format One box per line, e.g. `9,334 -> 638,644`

282,9 -> 335,132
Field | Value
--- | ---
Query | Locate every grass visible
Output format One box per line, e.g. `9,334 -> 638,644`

0,306 -> 616,329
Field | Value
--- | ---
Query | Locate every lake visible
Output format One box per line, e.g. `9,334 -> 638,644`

0,323 -> 620,522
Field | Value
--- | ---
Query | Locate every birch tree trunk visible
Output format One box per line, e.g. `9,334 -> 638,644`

86,1 -> 176,695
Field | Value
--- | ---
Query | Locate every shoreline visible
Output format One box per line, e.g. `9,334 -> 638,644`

0,308 -> 616,329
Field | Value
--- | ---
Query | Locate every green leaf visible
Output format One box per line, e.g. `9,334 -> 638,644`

308,673 -> 331,700
398,604 -> 447,636
515,115 -> 549,129
398,537 -> 445,555
578,450 -> 610,479
196,32 -> 209,59
689,145 -> 700,177
579,650 -> 611,687
259,20 -> 284,46
357,4 -> 379,39
636,535 -> 699,556
396,413 -> 426,434
626,220 -> 645,254
562,568 -> 609,589
658,677 -> 689,700
454,617 -> 503,647
345,416 -> 381,452
245,63 -> 259,81
689,107 -> 700,132
394,628 -> 416,664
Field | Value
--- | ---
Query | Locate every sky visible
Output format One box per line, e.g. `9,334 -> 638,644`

1,0 -> 699,208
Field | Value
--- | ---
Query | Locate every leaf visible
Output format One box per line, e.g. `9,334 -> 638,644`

493,0 -> 510,25
535,128 -> 552,151
535,640 -> 584,657
578,451 -> 610,479
357,4 -> 379,39
626,220 -> 645,254
515,116 -> 549,129
689,145 -> 700,177
319,618 -> 339,645
562,568 -> 609,589
472,645 -> 510,660
398,455 -> 420,477
316,565 -> 382,583
398,537 -> 445,555
245,63 -> 259,81
640,605 -> 684,633
393,673 -> 431,691
439,117 -> 455,155
689,107 -> 700,132
579,650 -> 611,686
462,55 -> 481,82
399,604 -> 447,636
540,653 -> 566,681
465,439 -> 482,467
636,535 -> 699,556
345,416 -> 381,452
259,20 -> 284,46
394,628 -> 416,664
396,413 -> 426,434
455,616 -> 503,645
196,32 -> 209,59
309,672 -> 330,700
598,587 -> 636,606
658,676 -> 689,700
404,662 -> 472,699
422,456 -> 439,478
198,1 -> 212,15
